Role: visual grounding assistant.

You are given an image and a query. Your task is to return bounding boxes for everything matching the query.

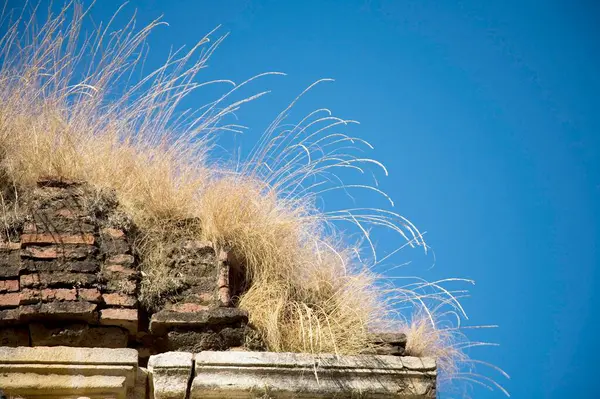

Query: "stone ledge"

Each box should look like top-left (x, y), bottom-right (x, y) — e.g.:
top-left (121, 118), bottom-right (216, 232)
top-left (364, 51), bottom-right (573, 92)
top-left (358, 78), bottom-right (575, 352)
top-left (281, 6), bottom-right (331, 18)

top-left (0, 346), bottom-right (139, 399)
top-left (145, 350), bottom-right (436, 399)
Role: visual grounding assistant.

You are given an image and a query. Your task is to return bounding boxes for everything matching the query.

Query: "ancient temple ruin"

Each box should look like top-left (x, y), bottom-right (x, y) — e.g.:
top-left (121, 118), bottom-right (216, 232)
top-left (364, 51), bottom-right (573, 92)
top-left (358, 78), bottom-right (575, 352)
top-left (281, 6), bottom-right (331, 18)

top-left (0, 178), bottom-right (436, 398)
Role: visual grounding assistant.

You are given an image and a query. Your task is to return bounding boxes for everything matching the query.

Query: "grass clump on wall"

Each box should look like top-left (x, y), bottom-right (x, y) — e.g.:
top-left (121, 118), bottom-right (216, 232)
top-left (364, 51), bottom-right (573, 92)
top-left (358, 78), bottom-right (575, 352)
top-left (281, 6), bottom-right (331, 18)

top-left (0, 2), bottom-right (506, 394)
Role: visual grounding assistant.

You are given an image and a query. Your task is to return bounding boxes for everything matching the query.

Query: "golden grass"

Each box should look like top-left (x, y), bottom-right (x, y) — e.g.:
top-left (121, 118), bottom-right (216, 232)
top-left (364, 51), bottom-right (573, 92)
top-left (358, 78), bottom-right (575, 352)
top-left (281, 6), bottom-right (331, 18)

top-left (0, 1), bottom-right (506, 393)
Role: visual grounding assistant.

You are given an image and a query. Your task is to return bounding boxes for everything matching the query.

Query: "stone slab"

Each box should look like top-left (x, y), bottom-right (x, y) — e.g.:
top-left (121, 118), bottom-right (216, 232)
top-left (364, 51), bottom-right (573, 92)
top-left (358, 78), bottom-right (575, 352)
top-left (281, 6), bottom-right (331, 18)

top-left (0, 346), bottom-right (139, 399)
top-left (148, 352), bottom-right (194, 399)
top-left (191, 351), bottom-right (436, 398)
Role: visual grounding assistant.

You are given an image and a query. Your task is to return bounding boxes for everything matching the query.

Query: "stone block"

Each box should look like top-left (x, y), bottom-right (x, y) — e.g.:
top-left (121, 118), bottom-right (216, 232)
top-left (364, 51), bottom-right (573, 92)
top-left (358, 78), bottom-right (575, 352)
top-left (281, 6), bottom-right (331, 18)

top-left (101, 308), bottom-right (138, 335)
top-left (0, 346), bottom-right (138, 399)
top-left (148, 352), bottom-right (193, 399)
top-left (191, 351), bottom-right (437, 398)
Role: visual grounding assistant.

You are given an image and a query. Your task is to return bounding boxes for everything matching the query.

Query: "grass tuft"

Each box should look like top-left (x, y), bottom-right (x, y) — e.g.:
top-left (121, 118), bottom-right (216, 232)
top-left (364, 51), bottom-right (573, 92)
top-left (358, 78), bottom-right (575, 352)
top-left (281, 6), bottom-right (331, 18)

top-left (0, 1), bottom-right (507, 394)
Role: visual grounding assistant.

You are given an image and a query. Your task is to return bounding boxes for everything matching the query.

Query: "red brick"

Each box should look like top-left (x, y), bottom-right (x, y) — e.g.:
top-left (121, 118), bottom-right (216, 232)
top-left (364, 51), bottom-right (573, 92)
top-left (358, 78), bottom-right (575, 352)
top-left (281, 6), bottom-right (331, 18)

top-left (103, 293), bottom-right (137, 307)
top-left (21, 245), bottom-right (93, 260)
top-left (0, 241), bottom-right (20, 251)
top-left (102, 228), bottom-right (125, 239)
top-left (100, 308), bottom-right (138, 335)
top-left (78, 288), bottom-right (102, 303)
top-left (0, 293), bottom-right (20, 308)
top-left (106, 254), bottom-right (134, 265)
top-left (0, 280), bottom-right (19, 293)
top-left (19, 289), bottom-right (41, 305)
top-left (21, 233), bottom-right (95, 245)
top-left (20, 273), bottom-right (40, 288)
top-left (171, 303), bottom-right (209, 313)
top-left (41, 288), bottom-right (77, 302)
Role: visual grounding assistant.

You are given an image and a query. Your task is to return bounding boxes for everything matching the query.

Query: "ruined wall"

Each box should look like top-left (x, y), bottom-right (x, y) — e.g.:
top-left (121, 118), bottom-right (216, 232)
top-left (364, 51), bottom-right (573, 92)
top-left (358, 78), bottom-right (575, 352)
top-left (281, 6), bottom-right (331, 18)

top-left (0, 178), bottom-right (434, 399)
top-left (0, 178), bottom-right (248, 361)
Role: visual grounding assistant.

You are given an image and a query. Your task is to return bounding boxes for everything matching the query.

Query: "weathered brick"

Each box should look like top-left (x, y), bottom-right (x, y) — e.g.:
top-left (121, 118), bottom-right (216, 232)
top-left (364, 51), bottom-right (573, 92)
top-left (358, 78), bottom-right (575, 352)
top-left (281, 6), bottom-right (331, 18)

top-left (21, 233), bottom-right (95, 246)
top-left (101, 228), bottom-right (125, 239)
top-left (21, 245), bottom-right (94, 260)
top-left (78, 288), bottom-right (102, 303)
top-left (39, 272), bottom-right (96, 287)
top-left (0, 263), bottom-right (22, 278)
top-left (20, 301), bottom-right (98, 323)
top-left (100, 308), bottom-right (138, 335)
top-left (0, 241), bottom-right (20, 251)
top-left (100, 238), bottom-right (130, 256)
top-left (24, 260), bottom-right (99, 273)
top-left (105, 279), bottom-right (137, 295)
top-left (0, 279), bottom-right (19, 292)
top-left (103, 293), bottom-right (137, 307)
top-left (171, 303), bottom-right (210, 313)
top-left (68, 260), bottom-right (100, 273)
top-left (105, 264), bottom-right (137, 277)
top-left (0, 308), bottom-right (20, 325)
top-left (0, 292), bottom-right (20, 308)
top-left (20, 273), bottom-right (40, 288)
top-left (41, 288), bottom-right (77, 302)
top-left (19, 289), bottom-right (41, 305)
top-left (106, 254), bottom-right (134, 266)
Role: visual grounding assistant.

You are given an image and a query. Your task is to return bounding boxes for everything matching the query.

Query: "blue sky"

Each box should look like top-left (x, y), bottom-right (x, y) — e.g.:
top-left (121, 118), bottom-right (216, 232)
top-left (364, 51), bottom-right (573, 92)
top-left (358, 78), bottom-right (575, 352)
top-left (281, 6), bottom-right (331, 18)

top-left (10, 0), bottom-right (600, 397)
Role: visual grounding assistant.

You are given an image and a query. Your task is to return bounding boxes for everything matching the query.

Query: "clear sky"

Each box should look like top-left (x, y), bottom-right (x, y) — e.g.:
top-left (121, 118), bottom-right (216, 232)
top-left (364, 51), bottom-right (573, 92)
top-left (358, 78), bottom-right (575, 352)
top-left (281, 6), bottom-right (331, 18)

top-left (10, 0), bottom-right (600, 397)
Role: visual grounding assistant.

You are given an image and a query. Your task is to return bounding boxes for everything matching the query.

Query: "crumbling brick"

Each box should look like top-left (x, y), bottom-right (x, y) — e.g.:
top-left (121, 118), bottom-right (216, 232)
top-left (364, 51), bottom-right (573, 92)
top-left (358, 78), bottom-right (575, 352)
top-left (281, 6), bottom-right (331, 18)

top-left (21, 233), bottom-right (95, 245)
top-left (19, 289), bottom-right (41, 305)
top-left (0, 279), bottom-right (19, 293)
top-left (106, 254), bottom-right (134, 266)
top-left (20, 273), bottom-right (41, 288)
top-left (103, 293), bottom-right (137, 307)
top-left (78, 288), bottom-right (102, 303)
top-left (100, 308), bottom-right (138, 335)
top-left (41, 288), bottom-right (77, 302)
top-left (0, 293), bottom-right (20, 308)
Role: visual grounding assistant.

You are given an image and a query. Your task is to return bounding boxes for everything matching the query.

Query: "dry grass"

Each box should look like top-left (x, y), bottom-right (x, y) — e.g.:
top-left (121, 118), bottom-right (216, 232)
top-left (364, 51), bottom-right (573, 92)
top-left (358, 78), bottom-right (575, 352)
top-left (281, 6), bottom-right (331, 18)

top-left (0, 1), bottom-right (507, 394)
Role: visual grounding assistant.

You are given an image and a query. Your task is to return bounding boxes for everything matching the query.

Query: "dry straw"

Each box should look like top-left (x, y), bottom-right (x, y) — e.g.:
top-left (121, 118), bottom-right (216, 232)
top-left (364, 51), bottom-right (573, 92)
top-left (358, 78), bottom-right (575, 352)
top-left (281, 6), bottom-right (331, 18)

top-left (0, 1), bottom-right (507, 394)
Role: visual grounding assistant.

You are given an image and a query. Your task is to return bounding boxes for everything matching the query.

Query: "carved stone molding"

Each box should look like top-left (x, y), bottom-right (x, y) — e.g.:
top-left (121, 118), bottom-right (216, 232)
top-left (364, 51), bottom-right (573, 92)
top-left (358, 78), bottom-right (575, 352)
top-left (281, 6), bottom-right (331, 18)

top-left (0, 346), bottom-right (139, 399)
top-left (146, 350), bottom-right (436, 399)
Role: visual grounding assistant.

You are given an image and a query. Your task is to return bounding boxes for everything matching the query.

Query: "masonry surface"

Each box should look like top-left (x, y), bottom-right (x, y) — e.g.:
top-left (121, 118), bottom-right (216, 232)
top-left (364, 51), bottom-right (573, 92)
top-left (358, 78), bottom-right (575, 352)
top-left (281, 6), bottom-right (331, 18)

top-left (0, 178), bottom-right (435, 398)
